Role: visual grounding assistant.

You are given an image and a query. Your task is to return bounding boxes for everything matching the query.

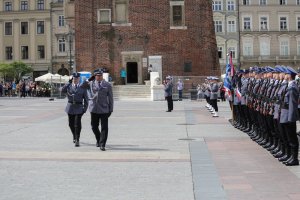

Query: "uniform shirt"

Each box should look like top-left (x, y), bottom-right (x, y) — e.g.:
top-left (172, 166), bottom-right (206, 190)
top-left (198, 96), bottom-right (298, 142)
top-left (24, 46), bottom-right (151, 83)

top-left (280, 80), bottom-right (299, 123)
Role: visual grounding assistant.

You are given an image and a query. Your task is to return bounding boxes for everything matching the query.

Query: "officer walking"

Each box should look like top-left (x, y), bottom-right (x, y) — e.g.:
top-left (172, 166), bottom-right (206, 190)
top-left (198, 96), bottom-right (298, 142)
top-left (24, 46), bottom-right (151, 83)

top-left (62, 72), bottom-right (88, 147)
top-left (82, 69), bottom-right (114, 151)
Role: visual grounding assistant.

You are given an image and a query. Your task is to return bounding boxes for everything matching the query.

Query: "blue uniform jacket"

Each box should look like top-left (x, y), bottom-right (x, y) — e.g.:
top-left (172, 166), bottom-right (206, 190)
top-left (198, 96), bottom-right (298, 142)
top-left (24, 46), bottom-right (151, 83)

top-left (280, 80), bottom-right (299, 123)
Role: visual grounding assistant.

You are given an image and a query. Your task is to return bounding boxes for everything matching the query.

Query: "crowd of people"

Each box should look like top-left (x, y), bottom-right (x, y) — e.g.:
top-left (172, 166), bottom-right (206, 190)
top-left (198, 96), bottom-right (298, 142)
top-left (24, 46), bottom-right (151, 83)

top-left (0, 80), bottom-right (51, 97)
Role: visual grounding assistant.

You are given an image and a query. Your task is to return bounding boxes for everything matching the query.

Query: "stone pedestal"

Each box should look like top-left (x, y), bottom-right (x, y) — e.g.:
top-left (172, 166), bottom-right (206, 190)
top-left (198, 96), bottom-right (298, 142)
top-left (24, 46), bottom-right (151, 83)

top-left (151, 85), bottom-right (165, 101)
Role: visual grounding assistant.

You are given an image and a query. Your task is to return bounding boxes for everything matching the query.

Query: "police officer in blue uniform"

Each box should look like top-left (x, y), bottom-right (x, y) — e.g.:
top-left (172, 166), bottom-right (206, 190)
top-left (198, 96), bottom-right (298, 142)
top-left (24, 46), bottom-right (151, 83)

top-left (82, 69), bottom-right (114, 151)
top-left (164, 76), bottom-right (173, 112)
top-left (62, 72), bottom-right (88, 147)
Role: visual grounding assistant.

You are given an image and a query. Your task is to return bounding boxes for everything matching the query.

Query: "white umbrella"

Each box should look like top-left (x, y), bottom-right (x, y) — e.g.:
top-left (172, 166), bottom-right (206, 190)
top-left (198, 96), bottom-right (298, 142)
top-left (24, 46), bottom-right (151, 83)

top-left (35, 73), bottom-right (55, 82)
top-left (35, 73), bottom-right (69, 83)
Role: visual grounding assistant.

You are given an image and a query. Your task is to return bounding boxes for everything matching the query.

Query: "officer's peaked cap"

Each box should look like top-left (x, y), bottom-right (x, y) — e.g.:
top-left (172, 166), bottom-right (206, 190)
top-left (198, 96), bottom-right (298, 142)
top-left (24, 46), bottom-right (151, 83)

top-left (94, 68), bottom-right (103, 75)
top-left (72, 72), bottom-right (81, 78)
top-left (285, 66), bottom-right (297, 76)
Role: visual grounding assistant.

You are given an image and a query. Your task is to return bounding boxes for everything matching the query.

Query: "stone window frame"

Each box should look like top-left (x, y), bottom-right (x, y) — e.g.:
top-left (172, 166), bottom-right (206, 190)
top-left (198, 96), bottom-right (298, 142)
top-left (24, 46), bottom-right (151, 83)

top-left (58, 15), bottom-right (65, 27)
top-left (296, 36), bottom-right (300, 55)
top-left (259, 0), bottom-right (267, 5)
top-left (227, 1), bottom-right (235, 11)
top-left (20, 21), bottom-right (29, 35)
top-left (5, 46), bottom-right (13, 60)
top-left (97, 9), bottom-right (111, 24)
top-left (259, 15), bottom-right (269, 31)
top-left (259, 35), bottom-right (271, 56)
top-left (4, 1), bottom-right (12, 11)
top-left (278, 37), bottom-right (290, 56)
top-left (218, 46), bottom-right (223, 58)
top-left (4, 21), bottom-right (13, 36)
top-left (242, 15), bottom-right (252, 31)
top-left (214, 20), bottom-right (223, 33)
top-left (228, 47), bottom-right (236, 59)
top-left (37, 45), bottom-right (45, 59)
top-left (242, 37), bottom-right (254, 57)
top-left (279, 15), bottom-right (288, 31)
top-left (36, 20), bottom-right (45, 34)
top-left (58, 37), bottom-right (66, 53)
top-left (170, 1), bottom-right (187, 30)
top-left (243, 0), bottom-right (250, 6)
top-left (279, 0), bottom-right (287, 5)
top-left (20, 1), bottom-right (28, 11)
top-left (296, 15), bottom-right (300, 31)
top-left (227, 18), bottom-right (236, 32)
top-left (212, 1), bottom-right (222, 11)
top-left (37, 0), bottom-right (44, 10)
top-left (112, 0), bottom-right (132, 27)
top-left (21, 46), bottom-right (29, 60)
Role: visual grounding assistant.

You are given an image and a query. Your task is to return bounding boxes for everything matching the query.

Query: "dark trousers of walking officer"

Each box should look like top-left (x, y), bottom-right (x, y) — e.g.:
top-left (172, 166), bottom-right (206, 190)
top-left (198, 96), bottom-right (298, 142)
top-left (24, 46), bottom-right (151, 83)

top-left (68, 114), bottom-right (83, 143)
top-left (91, 112), bottom-right (109, 148)
top-left (166, 95), bottom-right (173, 112)
top-left (210, 99), bottom-right (218, 112)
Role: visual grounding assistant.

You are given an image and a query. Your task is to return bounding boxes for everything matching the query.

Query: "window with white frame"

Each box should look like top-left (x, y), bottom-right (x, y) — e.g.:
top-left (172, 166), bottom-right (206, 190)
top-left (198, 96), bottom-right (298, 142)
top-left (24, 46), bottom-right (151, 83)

top-left (5, 22), bottom-right (12, 35)
top-left (5, 46), bottom-right (13, 60)
top-left (260, 17), bottom-right (268, 30)
top-left (170, 1), bottom-right (185, 27)
top-left (58, 38), bottom-right (66, 52)
top-left (260, 0), bottom-right (267, 5)
top-left (21, 46), bottom-right (29, 59)
top-left (227, 1), bottom-right (235, 11)
top-left (260, 38), bottom-right (270, 56)
top-left (214, 21), bottom-right (223, 32)
top-left (228, 20), bottom-right (236, 32)
top-left (58, 16), bottom-right (65, 27)
top-left (243, 42), bottom-right (253, 56)
top-left (97, 9), bottom-right (111, 23)
top-left (37, 45), bottom-right (45, 59)
top-left (280, 40), bottom-right (289, 56)
top-left (228, 47), bottom-right (236, 58)
top-left (218, 46), bottom-right (223, 58)
top-left (243, 0), bottom-right (250, 5)
top-left (20, 1), bottom-right (28, 10)
top-left (297, 17), bottom-right (300, 31)
top-left (5, 1), bottom-right (12, 11)
top-left (212, 1), bottom-right (222, 11)
top-left (37, 0), bottom-right (44, 10)
top-left (280, 16), bottom-right (288, 30)
top-left (114, 0), bottom-right (128, 24)
top-left (243, 17), bottom-right (251, 30)
top-left (297, 40), bottom-right (300, 55)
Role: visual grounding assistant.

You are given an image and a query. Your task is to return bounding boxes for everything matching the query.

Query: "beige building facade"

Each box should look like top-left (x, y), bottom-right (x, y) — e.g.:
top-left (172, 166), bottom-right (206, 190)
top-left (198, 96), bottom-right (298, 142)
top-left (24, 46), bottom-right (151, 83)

top-left (0, 0), bottom-right (52, 78)
top-left (239, 0), bottom-right (300, 69)
top-left (213, 0), bottom-right (239, 73)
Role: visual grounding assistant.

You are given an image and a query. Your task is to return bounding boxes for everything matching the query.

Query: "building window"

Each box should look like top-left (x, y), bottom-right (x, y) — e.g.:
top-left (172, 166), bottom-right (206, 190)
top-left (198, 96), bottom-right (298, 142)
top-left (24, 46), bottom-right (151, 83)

top-left (5, 22), bottom-right (12, 35)
top-left (37, 0), bottom-right (44, 10)
top-left (297, 17), bottom-right (300, 31)
top-left (260, 39), bottom-right (270, 56)
top-left (212, 1), bottom-right (222, 11)
top-left (37, 45), bottom-right (45, 59)
top-left (21, 46), bottom-right (29, 59)
top-left (21, 22), bottom-right (28, 34)
top-left (228, 47), bottom-right (236, 58)
top-left (297, 41), bottom-right (300, 55)
top-left (5, 2), bottom-right (12, 11)
top-left (170, 1), bottom-right (185, 27)
top-left (297, 0), bottom-right (300, 5)
top-left (5, 46), bottom-right (13, 60)
top-left (20, 1), bottom-right (28, 10)
top-left (97, 9), bottom-right (111, 24)
top-left (184, 62), bottom-right (192, 72)
top-left (37, 21), bottom-right (44, 34)
top-left (218, 46), bottom-right (223, 58)
top-left (114, 0), bottom-right (128, 23)
top-left (279, 0), bottom-right (287, 5)
top-left (214, 21), bottom-right (222, 32)
top-left (243, 0), bottom-right (250, 5)
top-left (227, 20), bottom-right (236, 32)
top-left (243, 17), bottom-right (251, 30)
top-left (227, 1), bottom-right (235, 11)
top-left (280, 17), bottom-right (288, 30)
top-left (280, 40), bottom-right (289, 56)
top-left (243, 43), bottom-right (253, 56)
top-left (58, 15), bottom-right (65, 27)
top-left (260, 17), bottom-right (268, 30)
top-left (260, 0), bottom-right (267, 5)
top-left (58, 37), bottom-right (66, 52)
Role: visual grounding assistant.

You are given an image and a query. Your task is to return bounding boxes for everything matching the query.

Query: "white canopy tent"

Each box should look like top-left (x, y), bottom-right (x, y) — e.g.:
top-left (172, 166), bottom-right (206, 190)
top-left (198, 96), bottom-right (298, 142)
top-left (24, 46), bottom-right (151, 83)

top-left (35, 73), bottom-right (69, 83)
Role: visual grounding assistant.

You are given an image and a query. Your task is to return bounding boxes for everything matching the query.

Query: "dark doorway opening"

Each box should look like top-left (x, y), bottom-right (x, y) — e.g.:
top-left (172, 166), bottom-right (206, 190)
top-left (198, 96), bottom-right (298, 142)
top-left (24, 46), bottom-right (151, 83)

top-left (126, 62), bottom-right (138, 83)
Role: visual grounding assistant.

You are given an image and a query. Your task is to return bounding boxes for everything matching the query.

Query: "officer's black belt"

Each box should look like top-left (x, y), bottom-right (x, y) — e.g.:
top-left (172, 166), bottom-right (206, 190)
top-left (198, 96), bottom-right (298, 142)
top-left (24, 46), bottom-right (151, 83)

top-left (68, 101), bottom-right (83, 104)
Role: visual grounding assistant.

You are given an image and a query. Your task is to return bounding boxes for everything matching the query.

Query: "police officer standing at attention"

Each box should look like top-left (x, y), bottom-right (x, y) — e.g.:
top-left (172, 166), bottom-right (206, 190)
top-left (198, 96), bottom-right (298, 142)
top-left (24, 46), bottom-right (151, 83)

top-left (164, 76), bottom-right (173, 112)
top-left (210, 77), bottom-right (219, 117)
top-left (82, 69), bottom-right (114, 151)
top-left (62, 72), bottom-right (88, 147)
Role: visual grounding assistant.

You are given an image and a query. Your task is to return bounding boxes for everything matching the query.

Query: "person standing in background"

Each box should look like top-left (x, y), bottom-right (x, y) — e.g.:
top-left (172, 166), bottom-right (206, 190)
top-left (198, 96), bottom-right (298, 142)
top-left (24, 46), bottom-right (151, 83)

top-left (176, 79), bottom-right (184, 100)
top-left (164, 76), bottom-right (173, 112)
top-left (120, 68), bottom-right (126, 85)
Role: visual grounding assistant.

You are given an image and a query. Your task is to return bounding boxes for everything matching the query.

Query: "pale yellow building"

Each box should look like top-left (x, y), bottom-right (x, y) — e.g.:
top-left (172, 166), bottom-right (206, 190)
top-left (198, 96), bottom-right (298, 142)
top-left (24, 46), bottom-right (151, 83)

top-left (239, 0), bottom-right (300, 68)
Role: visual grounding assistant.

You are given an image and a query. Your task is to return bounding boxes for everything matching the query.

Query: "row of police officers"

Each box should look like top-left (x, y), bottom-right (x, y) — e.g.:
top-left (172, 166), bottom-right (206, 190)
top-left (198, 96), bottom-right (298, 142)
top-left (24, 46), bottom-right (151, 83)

top-left (61, 69), bottom-right (114, 151)
top-left (231, 65), bottom-right (299, 166)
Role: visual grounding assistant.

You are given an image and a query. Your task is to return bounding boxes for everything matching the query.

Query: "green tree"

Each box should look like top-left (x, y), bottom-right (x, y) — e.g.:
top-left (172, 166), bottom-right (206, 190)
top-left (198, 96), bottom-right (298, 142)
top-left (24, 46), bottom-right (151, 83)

top-left (0, 62), bottom-right (32, 82)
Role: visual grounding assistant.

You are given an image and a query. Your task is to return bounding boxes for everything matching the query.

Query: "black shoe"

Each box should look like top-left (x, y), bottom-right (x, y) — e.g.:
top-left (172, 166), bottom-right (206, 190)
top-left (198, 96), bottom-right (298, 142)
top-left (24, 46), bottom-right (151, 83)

top-left (166, 110), bottom-right (171, 112)
top-left (75, 140), bottom-right (80, 147)
top-left (73, 139), bottom-right (76, 143)
top-left (100, 146), bottom-right (106, 151)
top-left (96, 141), bottom-right (100, 147)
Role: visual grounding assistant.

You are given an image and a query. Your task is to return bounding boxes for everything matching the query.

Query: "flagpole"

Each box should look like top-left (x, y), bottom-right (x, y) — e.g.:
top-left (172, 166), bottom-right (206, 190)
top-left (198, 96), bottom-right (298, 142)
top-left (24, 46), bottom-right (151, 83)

top-left (230, 51), bottom-right (235, 124)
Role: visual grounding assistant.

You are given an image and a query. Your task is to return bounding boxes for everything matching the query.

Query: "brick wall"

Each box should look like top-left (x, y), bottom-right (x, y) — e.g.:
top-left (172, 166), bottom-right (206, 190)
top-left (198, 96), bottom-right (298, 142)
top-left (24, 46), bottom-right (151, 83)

top-left (75, 0), bottom-right (220, 84)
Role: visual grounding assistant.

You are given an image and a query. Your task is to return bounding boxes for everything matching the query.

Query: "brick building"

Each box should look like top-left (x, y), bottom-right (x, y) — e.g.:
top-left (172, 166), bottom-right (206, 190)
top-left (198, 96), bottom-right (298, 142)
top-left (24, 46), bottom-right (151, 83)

top-left (75, 0), bottom-right (220, 84)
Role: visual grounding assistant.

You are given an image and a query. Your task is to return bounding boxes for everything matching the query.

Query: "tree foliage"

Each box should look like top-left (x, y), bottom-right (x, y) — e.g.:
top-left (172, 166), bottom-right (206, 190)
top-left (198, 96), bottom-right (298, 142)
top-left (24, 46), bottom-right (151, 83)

top-left (0, 62), bottom-right (33, 81)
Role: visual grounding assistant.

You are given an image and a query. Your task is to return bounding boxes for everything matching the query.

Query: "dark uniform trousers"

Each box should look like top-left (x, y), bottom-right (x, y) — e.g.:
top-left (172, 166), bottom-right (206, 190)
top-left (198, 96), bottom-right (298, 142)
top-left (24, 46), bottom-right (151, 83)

top-left (68, 114), bottom-right (83, 140)
top-left (91, 112), bottom-right (109, 147)
top-left (166, 96), bottom-right (173, 111)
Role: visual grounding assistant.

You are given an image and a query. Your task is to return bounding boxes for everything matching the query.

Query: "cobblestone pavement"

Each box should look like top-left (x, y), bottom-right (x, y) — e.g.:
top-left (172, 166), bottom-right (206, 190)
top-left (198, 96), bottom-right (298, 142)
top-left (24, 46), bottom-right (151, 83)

top-left (0, 97), bottom-right (300, 200)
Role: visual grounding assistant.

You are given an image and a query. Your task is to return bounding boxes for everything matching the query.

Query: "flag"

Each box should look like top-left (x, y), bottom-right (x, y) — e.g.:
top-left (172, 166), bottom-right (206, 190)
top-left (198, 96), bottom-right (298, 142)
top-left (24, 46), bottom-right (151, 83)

top-left (229, 51), bottom-right (235, 77)
top-left (236, 88), bottom-right (242, 100)
top-left (224, 64), bottom-right (232, 101)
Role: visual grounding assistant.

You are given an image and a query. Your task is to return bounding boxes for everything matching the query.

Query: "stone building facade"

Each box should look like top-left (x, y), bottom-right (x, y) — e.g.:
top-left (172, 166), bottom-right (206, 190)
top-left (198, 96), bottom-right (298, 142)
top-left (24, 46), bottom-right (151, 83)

top-left (75, 0), bottom-right (220, 84)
